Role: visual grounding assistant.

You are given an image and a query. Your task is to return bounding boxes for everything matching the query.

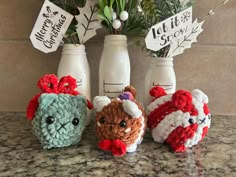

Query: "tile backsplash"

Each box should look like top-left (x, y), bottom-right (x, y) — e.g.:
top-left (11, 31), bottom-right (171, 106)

top-left (0, 0), bottom-right (235, 115)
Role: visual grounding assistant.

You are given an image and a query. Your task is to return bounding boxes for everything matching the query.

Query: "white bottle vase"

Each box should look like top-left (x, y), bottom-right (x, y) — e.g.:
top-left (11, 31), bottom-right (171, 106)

top-left (143, 57), bottom-right (176, 107)
top-left (99, 35), bottom-right (130, 98)
top-left (57, 44), bottom-right (91, 123)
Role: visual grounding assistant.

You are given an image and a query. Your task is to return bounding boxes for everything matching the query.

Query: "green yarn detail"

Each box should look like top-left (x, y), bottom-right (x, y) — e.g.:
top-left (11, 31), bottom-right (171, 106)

top-left (32, 93), bottom-right (87, 149)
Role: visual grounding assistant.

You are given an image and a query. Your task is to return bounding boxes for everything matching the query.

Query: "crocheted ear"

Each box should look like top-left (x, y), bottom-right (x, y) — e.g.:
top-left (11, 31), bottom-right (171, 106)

top-left (149, 86), bottom-right (167, 98)
top-left (191, 89), bottom-right (209, 104)
top-left (93, 96), bottom-right (111, 112)
top-left (122, 100), bottom-right (142, 118)
top-left (172, 90), bottom-right (192, 109)
top-left (38, 93), bottom-right (58, 110)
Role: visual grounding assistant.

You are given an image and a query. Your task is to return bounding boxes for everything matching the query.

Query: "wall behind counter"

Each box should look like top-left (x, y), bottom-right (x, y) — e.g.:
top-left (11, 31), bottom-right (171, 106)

top-left (0, 0), bottom-right (235, 115)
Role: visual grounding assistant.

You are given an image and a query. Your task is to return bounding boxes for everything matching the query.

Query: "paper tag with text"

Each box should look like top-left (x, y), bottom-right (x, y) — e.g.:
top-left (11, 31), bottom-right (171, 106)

top-left (30, 0), bottom-right (73, 53)
top-left (145, 7), bottom-right (192, 52)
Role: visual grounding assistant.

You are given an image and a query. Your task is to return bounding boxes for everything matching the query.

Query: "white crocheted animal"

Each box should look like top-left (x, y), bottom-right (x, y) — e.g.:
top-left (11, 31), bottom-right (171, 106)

top-left (147, 86), bottom-right (211, 152)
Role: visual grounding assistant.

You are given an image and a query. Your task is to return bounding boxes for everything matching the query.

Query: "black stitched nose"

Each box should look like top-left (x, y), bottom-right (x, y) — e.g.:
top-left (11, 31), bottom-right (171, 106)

top-left (108, 122), bottom-right (116, 130)
top-left (57, 122), bottom-right (69, 131)
top-left (200, 117), bottom-right (206, 124)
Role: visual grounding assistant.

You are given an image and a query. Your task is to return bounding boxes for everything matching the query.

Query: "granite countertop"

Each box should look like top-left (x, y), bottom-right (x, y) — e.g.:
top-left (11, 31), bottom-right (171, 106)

top-left (0, 113), bottom-right (235, 177)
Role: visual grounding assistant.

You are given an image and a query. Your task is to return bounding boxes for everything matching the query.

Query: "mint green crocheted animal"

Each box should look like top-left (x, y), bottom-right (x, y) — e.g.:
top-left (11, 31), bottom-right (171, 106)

top-left (32, 93), bottom-right (87, 149)
top-left (26, 74), bottom-right (93, 149)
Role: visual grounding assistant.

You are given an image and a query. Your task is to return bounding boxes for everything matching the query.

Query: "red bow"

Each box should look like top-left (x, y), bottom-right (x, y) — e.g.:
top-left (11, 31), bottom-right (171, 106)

top-left (98, 139), bottom-right (127, 156)
top-left (26, 74), bottom-right (93, 120)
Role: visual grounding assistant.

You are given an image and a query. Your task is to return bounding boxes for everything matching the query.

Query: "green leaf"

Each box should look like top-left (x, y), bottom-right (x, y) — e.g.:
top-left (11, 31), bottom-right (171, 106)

top-left (98, 0), bottom-right (107, 10)
top-left (98, 11), bottom-right (109, 23)
top-left (104, 5), bottom-right (112, 22)
top-left (119, 0), bottom-right (125, 11)
top-left (110, 0), bottom-right (115, 8)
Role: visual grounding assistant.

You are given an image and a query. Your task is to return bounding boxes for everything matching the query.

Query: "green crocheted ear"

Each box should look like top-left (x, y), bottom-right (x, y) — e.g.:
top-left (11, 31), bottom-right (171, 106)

top-left (32, 93), bottom-right (87, 149)
top-left (38, 93), bottom-right (57, 110)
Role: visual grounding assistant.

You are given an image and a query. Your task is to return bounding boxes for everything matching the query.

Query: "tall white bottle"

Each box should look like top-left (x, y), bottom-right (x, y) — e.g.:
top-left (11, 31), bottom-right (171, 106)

top-left (99, 35), bottom-right (130, 98)
top-left (57, 44), bottom-right (91, 123)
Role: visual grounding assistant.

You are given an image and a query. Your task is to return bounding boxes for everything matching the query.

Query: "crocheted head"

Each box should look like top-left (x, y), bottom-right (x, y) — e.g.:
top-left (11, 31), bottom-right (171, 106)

top-left (147, 86), bottom-right (211, 152)
top-left (26, 74), bottom-right (93, 149)
top-left (93, 86), bottom-right (147, 156)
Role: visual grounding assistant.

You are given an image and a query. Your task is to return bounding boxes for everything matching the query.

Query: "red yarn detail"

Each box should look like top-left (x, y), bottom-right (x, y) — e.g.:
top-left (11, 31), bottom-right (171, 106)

top-left (27, 74), bottom-right (94, 120)
top-left (200, 127), bottom-right (208, 141)
top-left (26, 93), bottom-right (41, 120)
top-left (165, 124), bottom-right (198, 152)
top-left (98, 139), bottom-right (127, 156)
top-left (86, 99), bottom-right (93, 110)
top-left (172, 90), bottom-right (192, 109)
top-left (148, 101), bottom-right (176, 129)
top-left (98, 140), bottom-right (112, 151)
top-left (58, 76), bottom-right (79, 95)
top-left (149, 86), bottom-right (167, 98)
top-left (203, 104), bottom-right (210, 115)
top-left (37, 74), bottom-right (58, 93)
top-left (147, 99), bottom-right (198, 130)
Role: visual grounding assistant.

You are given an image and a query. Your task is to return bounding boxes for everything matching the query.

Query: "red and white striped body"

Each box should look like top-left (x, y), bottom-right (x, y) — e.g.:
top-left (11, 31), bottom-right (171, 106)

top-left (147, 86), bottom-right (211, 152)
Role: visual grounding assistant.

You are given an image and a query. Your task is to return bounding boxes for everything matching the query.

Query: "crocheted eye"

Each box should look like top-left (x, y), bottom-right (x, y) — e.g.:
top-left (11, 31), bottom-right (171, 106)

top-left (119, 120), bottom-right (127, 128)
top-left (72, 118), bottom-right (79, 126)
top-left (208, 115), bottom-right (211, 120)
top-left (188, 118), bottom-right (194, 124)
top-left (99, 117), bottom-right (106, 124)
top-left (46, 116), bottom-right (55, 124)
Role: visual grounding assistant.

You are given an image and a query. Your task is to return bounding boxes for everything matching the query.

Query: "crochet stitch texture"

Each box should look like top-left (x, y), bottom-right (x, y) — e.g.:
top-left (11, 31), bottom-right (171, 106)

top-left (26, 74), bottom-right (91, 149)
top-left (147, 86), bottom-right (211, 152)
top-left (93, 86), bottom-right (147, 156)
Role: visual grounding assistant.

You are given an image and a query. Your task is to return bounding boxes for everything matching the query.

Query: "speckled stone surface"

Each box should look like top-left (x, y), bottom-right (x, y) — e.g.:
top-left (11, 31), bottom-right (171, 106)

top-left (0, 113), bottom-right (235, 177)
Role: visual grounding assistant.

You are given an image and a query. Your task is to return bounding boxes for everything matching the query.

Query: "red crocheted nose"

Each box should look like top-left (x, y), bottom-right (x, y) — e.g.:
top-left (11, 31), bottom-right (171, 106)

top-left (98, 139), bottom-right (127, 156)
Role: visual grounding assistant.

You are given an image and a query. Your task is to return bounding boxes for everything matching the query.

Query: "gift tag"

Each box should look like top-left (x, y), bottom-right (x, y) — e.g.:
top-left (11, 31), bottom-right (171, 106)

top-left (145, 7), bottom-right (192, 52)
top-left (30, 0), bottom-right (73, 53)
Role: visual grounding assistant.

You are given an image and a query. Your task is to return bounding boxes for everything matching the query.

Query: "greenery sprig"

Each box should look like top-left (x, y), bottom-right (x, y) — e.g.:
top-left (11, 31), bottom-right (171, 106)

top-left (97, 0), bottom-right (145, 35)
top-left (138, 0), bottom-right (194, 57)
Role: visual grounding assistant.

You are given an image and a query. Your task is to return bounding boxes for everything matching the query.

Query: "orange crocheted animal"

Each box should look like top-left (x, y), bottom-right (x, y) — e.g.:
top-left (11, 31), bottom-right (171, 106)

top-left (93, 86), bottom-right (147, 156)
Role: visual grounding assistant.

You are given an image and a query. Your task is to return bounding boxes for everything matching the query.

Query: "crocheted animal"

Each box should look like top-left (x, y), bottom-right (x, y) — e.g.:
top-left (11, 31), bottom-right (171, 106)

top-left (26, 74), bottom-right (93, 149)
top-left (147, 86), bottom-right (211, 152)
top-left (93, 86), bottom-right (147, 156)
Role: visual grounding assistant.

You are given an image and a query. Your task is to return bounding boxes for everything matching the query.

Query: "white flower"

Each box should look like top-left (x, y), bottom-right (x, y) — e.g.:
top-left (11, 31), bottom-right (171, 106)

top-left (112, 19), bottom-right (121, 29)
top-left (120, 11), bottom-right (129, 21)
top-left (112, 12), bottom-right (117, 20)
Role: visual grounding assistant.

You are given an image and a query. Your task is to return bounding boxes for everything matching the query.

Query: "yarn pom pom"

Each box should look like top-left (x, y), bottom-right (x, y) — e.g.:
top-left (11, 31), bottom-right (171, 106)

top-left (124, 86), bottom-right (136, 98)
top-left (37, 74), bottom-right (58, 93)
top-left (119, 92), bottom-right (134, 100)
top-left (172, 90), bottom-right (192, 109)
top-left (149, 86), bottom-right (167, 98)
